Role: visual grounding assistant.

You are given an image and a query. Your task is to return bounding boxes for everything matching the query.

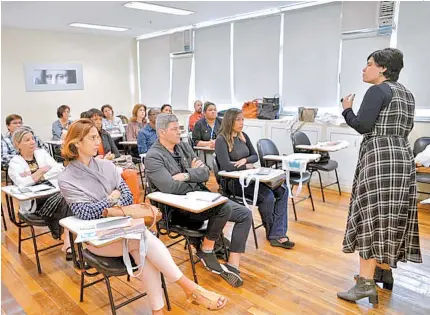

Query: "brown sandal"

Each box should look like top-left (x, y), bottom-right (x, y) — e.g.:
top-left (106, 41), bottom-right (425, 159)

top-left (187, 285), bottom-right (227, 310)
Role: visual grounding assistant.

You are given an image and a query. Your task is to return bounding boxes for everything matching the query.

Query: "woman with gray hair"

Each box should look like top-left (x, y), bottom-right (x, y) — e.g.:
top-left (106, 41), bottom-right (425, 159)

top-left (8, 126), bottom-right (73, 260)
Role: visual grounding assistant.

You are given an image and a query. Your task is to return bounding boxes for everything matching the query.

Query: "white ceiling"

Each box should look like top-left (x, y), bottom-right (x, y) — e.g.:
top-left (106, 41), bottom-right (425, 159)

top-left (1, 1), bottom-right (301, 38)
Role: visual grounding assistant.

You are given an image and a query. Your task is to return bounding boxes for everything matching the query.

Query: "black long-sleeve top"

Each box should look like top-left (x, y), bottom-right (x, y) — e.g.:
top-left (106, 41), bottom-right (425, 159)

top-left (215, 132), bottom-right (259, 171)
top-left (342, 83), bottom-right (392, 134)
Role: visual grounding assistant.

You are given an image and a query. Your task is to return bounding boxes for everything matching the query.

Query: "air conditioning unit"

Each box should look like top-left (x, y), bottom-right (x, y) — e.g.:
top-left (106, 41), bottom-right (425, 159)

top-left (169, 30), bottom-right (193, 55)
top-left (378, 1), bottom-right (395, 27)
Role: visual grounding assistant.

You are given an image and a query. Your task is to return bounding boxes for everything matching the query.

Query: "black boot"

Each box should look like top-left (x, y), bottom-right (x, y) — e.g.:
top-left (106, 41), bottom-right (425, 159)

top-left (337, 277), bottom-right (378, 304)
top-left (354, 266), bottom-right (393, 290)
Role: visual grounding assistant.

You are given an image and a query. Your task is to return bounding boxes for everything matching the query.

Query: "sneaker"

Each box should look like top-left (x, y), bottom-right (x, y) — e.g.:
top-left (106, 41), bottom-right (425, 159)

top-left (196, 249), bottom-right (223, 274)
top-left (224, 263), bottom-right (241, 275)
top-left (220, 264), bottom-right (243, 287)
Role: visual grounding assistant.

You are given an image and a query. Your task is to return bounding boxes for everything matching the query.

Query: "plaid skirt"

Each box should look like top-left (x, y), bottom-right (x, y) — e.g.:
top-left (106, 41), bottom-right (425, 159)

top-left (342, 135), bottom-right (422, 268)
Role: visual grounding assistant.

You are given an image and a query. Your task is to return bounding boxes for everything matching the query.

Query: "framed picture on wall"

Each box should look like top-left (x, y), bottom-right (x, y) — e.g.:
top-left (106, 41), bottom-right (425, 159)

top-left (24, 63), bottom-right (84, 92)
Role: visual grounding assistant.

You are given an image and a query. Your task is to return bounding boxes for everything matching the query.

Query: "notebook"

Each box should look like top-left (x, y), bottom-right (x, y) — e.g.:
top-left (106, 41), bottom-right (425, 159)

top-left (186, 191), bottom-right (222, 202)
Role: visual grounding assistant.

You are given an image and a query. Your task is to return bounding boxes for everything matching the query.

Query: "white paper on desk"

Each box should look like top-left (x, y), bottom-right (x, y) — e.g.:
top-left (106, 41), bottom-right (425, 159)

top-left (186, 191), bottom-right (221, 202)
top-left (421, 199), bottom-right (430, 205)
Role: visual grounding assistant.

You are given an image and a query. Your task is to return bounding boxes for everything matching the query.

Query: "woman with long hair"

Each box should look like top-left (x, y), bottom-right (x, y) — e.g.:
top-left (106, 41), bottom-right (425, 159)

top-left (126, 104), bottom-right (147, 141)
top-left (215, 108), bottom-right (294, 249)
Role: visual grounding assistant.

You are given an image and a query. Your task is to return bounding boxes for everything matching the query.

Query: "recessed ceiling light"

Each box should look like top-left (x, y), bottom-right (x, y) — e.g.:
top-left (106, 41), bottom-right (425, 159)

top-left (69, 23), bottom-right (129, 32)
top-left (124, 2), bottom-right (194, 16)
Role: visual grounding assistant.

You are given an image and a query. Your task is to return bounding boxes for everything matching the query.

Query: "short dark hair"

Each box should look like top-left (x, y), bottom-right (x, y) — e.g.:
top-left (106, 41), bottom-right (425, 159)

top-left (6, 114), bottom-right (22, 126)
top-left (80, 111), bottom-right (89, 118)
top-left (203, 101), bottom-right (216, 112)
top-left (367, 48), bottom-right (404, 82)
top-left (57, 105), bottom-right (70, 119)
top-left (87, 108), bottom-right (103, 119)
top-left (101, 104), bottom-right (113, 117)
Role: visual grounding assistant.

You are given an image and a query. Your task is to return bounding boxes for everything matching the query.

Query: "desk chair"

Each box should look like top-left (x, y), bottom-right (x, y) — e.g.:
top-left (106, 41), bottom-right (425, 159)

top-left (70, 237), bottom-right (171, 315)
top-left (414, 137), bottom-right (430, 197)
top-left (146, 178), bottom-right (228, 284)
top-left (292, 132), bottom-right (341, 202)
top-left (212, 154), bottom-right (261, 248)
top-left (256, 138), bottom-right (315, 221)
top-left (3, 194), bottom-right (63, 274)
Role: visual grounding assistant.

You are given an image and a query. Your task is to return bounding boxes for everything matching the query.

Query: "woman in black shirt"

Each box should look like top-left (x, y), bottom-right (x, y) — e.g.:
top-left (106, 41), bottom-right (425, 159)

top-left (192, 102), bottom-right (222, 148)
top-left (215, 109), bottom-right (294, 249)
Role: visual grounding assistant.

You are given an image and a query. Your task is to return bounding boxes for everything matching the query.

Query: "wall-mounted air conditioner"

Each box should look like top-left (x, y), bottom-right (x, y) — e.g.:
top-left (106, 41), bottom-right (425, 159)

top-left (170, 30), bottom-right (193, 55)
top-left (377, 1), bottom-right (395, 35)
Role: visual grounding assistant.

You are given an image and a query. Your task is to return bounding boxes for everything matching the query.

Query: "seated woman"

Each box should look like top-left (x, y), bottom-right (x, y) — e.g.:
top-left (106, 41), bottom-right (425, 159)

top-left (126, 104), bottom-right (147, 141)
top-left (86, 108), bottom-right (120, 160)
top-left (52, 105), bottom-right (72, 140)
top-left (215, 109), bottom-right (295, 249)
top-left (192, 101), bottom-right (222, 149)
top-left (101, 104), bottom-right (125, 136)
top-left (58, 119), bottom-right (226, 314)
top-left (8, 127), bottom-right (73, 259)
top-left (161, 104), bottom-right (172, 114)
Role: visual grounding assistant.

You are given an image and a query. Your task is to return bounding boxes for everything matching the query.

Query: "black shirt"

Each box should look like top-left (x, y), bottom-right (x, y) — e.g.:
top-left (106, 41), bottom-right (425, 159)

top-left (192, 117), bottom-right (222, 146)
top-left (215, 133), bottom-right (259, 171)
top-left (342, 83), bottom-right (392, 134)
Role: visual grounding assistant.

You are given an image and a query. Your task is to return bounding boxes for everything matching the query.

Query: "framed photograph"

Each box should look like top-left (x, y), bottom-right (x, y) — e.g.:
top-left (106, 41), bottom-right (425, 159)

top-left (24, 63), bottom-right (84, 92)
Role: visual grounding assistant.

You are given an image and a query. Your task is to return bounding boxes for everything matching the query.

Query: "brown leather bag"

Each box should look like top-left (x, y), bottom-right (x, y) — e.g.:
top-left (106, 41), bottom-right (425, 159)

top-left (242, 100), bottom-right (259, 119)
top-left (102, 204), bottom-right (162, 229)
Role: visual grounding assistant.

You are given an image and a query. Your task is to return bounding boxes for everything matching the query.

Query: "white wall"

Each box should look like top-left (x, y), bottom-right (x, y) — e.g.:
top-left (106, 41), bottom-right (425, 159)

top-left (1, 28), bottom-right (138, 140)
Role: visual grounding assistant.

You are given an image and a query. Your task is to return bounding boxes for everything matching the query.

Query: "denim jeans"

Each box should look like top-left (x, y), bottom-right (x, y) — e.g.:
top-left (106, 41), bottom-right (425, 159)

top-left (234, 181), bottom-right (289, 240)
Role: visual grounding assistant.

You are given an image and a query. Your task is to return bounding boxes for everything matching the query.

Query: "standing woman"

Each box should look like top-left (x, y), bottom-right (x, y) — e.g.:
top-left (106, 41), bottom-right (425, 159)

top-left (338, 48), bottom-right (422, 304)
top-left (52, 105), bottom-right (72, 140)
top-left (192, 101), bottom-right (222, 149)
top-left (126, 104), bottom-right (147, 141)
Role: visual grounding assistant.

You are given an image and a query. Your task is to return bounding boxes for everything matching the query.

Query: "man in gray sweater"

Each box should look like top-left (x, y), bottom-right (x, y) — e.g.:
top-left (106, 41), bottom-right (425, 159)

top-left (145, 114), bottom-right (252, 288)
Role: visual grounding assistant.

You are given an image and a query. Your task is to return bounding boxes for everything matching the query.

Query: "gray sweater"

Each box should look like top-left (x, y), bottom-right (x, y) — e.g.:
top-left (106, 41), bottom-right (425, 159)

top-left (145, 140), bottom-right (209, 195)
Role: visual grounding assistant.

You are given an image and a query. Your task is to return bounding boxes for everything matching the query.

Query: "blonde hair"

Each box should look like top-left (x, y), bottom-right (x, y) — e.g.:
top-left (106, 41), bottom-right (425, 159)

top-left (12, 126), bottom-right (34, 148)
top-left (62, 119), bottom-right (96, 161)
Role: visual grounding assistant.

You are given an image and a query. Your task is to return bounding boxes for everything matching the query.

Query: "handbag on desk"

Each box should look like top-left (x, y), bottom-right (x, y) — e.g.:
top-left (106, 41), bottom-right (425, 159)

top-left (298, 107), bottom-right (318, 122)
top-left (258, 95), bottom-right (280, 120)
top-left (102, 203), bottom-right (161, 229)
top-left (242, 100), bottom-right (259, 119)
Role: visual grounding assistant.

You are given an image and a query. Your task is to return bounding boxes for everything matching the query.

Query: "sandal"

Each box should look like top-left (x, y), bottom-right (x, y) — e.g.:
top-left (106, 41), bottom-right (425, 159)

top-left (187, 285), bottom-right (227, 310)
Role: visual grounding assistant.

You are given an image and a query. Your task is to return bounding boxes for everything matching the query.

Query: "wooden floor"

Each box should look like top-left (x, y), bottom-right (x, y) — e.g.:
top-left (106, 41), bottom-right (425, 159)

top-left (2, 176), bottom-right (430, 315)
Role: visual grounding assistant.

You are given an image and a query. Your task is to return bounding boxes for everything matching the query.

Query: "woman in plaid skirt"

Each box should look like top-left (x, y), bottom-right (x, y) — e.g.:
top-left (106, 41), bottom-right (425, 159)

top-left (337, 48), bottom-right (422, 304)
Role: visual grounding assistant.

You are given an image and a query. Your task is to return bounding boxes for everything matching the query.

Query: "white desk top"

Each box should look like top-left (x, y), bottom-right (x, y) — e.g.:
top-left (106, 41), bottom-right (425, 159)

top-left (111, 134), bottom-right (124, 139)
top-left (147, 191), bottom-right (228, 213)
top-left (421, 198), bottom-right (430, 205)
top-left (119, 141), bottom-right (137, 145)
top-left (263, 153), bottom-right (321, 162)
top-left (60, 216), bottom-right (127, 246)
top-left (2, 183), bottom-right (59, 201)
top-left (295, 140), bottom-right (349, 152)
top-left (218, 168), bottom-right (284, 183)
top-left (193, 146), bottom-right (215, 151)
top-left (45, 140), bottom-right (63, 146)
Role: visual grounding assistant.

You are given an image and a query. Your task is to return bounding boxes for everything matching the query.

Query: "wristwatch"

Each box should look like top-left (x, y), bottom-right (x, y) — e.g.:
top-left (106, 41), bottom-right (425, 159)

top-left (183, 173), bottom-right (190, 182)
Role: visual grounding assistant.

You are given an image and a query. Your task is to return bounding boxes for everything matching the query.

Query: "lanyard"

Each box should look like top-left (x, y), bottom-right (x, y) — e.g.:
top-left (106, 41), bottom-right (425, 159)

top-left (206, 119), bottom-right (216, 140)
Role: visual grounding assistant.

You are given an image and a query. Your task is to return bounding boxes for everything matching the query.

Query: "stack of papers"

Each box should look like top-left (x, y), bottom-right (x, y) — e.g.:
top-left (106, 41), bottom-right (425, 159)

top-left (75, 218), bottom-right (145, 243)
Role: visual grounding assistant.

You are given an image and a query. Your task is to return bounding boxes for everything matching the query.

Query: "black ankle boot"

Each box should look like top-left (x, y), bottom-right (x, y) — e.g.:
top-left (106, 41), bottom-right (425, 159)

top-left (376, 268), bottom-right (394, 290)
top-left (337, 277), bottom-right (378, 304)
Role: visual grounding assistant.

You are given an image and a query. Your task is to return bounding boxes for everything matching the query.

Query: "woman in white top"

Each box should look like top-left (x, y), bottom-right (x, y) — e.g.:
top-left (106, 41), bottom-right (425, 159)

top-left (101, 104), bottom-right (125, 136)
top-left (8, 127), bottom-right (73, 258)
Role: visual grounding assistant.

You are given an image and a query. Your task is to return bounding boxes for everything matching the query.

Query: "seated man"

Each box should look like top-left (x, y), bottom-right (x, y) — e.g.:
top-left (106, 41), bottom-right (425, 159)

top-left (145, 113), bottom-right (252, 288)
top-left (1, 114), bottom-right (46, 169)
top-left (137, 108), bottom-right (159, 154)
